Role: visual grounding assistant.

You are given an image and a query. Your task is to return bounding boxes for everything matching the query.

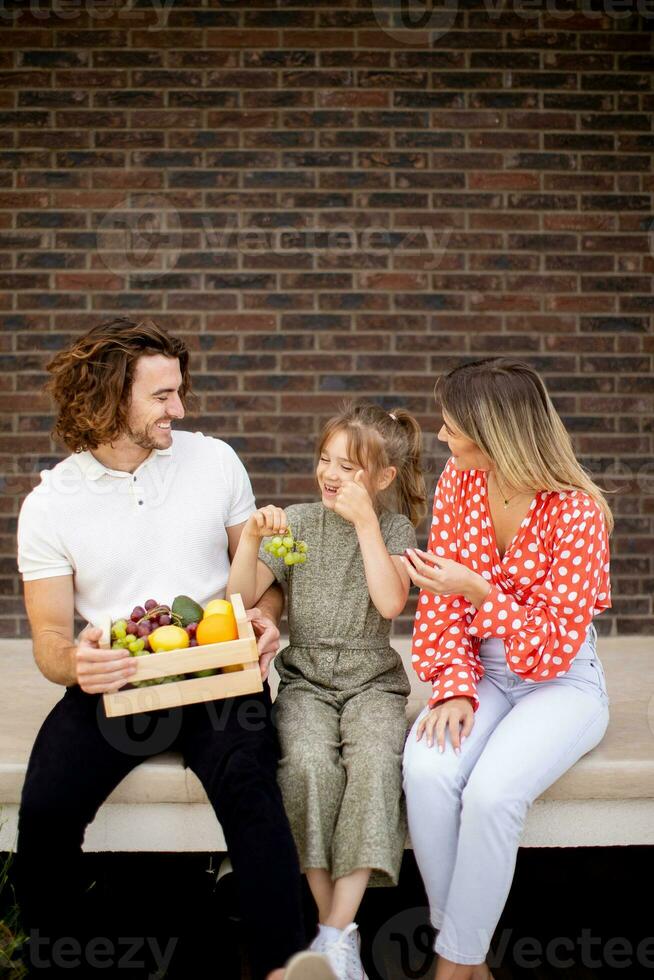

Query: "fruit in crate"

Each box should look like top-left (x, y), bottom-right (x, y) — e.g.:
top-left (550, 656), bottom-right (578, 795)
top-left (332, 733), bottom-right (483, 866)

top-left (107, 595), bottom-right (247, 686)
top-left (195, 600), bottom-right (239, 675)
top-left (149, 625), bottom-right (189, 652)
top-left (263, 526), bottom-right (308, 566)
top-left (203, 598), bottom-right (235, 619)
top-left (171, 595), bottom-right (204, 627)
top-left (196, 610), bottom-right (238, 646)
top-left (109, 596), bottom-right (203, 686)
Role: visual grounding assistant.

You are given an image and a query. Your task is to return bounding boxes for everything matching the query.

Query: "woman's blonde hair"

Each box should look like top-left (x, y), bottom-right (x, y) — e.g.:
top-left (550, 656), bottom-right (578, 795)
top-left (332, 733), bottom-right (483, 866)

top-left (435, 357), bottom-right (614, 534)
top-left (317, 401), bottom-right (428, 527)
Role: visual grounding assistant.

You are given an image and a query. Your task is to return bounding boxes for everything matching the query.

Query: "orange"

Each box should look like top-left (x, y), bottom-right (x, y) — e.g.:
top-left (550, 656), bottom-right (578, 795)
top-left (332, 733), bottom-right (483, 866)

top-left (196, 611), bottom-right (238, 646)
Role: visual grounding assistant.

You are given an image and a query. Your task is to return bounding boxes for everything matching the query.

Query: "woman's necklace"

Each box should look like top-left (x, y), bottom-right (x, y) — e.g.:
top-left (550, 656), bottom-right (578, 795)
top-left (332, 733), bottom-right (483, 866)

top-left (492, 472), bottom-right (525, 510)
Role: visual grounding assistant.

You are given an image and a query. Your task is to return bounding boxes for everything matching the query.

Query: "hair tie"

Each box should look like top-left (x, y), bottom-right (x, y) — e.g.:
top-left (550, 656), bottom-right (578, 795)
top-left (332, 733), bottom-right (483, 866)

top-left (389, 413), bottom-right (397, 421)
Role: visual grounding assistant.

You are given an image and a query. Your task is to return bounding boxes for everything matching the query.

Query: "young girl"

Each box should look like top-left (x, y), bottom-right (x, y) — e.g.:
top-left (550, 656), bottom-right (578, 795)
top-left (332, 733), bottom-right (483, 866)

top-left (228, 402), bottom-right (427, 980)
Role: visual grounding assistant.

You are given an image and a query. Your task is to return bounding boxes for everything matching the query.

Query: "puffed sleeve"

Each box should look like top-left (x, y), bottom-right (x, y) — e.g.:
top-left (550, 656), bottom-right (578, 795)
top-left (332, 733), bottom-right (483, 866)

top-left (467, 495), bottom-right (611, 680)
top-left (411, 460), bottom-right (484, 711)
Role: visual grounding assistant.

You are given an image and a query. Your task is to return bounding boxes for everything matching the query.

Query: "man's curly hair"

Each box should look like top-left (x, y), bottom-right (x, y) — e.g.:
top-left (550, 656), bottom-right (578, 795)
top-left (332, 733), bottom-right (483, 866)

top-left (46, 317), bottom-right (193, 452)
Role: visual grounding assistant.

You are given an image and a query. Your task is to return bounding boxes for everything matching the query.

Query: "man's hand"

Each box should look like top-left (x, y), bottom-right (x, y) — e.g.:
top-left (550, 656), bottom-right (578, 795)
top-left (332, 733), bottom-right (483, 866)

top-left (247, 607), bottom-right (281, 682)
top-left (74, 623), bottom-right (138, 695)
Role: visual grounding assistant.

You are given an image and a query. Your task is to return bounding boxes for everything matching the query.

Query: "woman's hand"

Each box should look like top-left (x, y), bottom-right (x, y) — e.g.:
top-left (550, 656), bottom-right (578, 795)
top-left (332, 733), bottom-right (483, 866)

top-left (417, 697), bottom-right (474, 753)
top-left (243, 505), bottom-right (288, 541)
top-left (403, 549), bottom-right (490, 606)
top-left (334, 470), bottom-right (376, 529)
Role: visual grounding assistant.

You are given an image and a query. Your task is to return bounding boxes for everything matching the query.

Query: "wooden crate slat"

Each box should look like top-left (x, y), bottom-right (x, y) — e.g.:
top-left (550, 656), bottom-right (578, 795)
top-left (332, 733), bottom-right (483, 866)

top-left (129, 636), bottom-right (258, 682)
top-left (103, 664), bottom-right (263, 718)
top-left (230, 593), bottom-right (253, 640)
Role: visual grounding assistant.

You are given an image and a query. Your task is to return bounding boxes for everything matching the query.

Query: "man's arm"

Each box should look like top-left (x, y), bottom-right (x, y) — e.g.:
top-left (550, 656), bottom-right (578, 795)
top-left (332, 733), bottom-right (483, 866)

top-left (23, 576), bottom-right (137, 692)
top-left (23, 575), bottom-right (77, 686)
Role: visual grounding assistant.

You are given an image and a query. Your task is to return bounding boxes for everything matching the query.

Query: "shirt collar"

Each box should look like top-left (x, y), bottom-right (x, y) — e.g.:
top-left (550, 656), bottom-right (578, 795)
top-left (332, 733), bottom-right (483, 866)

top-left (72, 445), bottom-right (172, 481)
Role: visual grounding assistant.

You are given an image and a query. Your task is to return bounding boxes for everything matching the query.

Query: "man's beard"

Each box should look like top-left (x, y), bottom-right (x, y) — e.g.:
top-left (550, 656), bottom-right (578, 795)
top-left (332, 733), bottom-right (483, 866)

top-left (126, 421), bottom-right (168, 450)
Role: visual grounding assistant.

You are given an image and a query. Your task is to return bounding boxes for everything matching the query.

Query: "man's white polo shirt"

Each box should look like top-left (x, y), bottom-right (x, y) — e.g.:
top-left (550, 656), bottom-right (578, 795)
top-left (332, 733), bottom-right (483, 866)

top-left (17, 430), bottom-right (256, 627)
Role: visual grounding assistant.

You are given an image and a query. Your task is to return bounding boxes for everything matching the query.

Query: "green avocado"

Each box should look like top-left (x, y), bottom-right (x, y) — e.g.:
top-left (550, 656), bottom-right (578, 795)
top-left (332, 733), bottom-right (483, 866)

top-left (171, 594), bottom-right (204, 627)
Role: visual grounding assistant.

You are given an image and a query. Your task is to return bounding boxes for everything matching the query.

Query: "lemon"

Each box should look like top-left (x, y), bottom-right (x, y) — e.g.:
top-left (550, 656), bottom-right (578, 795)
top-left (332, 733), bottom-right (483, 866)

top-left (149, 625), bottom-right (189, 652)
top-left (203, 599), bottom-right (234, 620)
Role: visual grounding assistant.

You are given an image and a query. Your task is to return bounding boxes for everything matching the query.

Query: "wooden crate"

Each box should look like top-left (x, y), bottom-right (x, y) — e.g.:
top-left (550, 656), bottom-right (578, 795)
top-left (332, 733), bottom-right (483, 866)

top-left (102, 593), bottom-right (262, 718)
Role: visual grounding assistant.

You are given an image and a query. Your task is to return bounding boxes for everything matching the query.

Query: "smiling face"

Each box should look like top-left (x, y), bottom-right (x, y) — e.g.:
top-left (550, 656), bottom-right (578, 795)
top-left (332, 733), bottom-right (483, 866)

top-left (316, 429), bottom-right (368, 508)
top-left (124, 353), bottom-right (185, 451)
top-left (438, 411), bottom-right (492, 472)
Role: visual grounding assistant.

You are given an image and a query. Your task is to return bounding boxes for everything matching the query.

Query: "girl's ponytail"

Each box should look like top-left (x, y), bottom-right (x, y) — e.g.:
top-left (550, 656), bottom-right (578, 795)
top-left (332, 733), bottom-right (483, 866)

top-left (389, 408), bottom-right (428, 527)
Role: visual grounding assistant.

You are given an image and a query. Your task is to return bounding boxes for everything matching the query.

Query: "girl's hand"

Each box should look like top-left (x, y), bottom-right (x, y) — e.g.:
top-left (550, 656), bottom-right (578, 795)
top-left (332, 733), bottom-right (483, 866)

top-left (403, 548), bottom-right (485, 601)
top-left (417, 697), bottom-right (474, 753)
top-left (244, 505), bottom-right (288, 540)
top-left (334, 470), bottom-right (376, 529)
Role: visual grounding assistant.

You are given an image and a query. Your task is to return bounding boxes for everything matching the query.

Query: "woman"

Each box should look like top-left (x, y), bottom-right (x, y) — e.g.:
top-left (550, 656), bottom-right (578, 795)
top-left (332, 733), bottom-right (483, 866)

top-left (401, 357), bottom-right (612, 980)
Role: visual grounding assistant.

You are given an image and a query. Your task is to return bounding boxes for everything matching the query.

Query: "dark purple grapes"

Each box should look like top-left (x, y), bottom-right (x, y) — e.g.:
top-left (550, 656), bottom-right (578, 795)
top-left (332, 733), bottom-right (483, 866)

top-left (159, 614), bottom-right (172, 627)
top-left (186, 623), bottom-right (198, 637)
top-left (126, 622), bottom-right (139, 636)
top-left (144, 599), bottom-right (158, 611)
top-left (189, 639), bottom-right (198, 647)
top-left (137, 622), bottom-right (152, 637)
top-left (131, 606), bottom-right (145, 622)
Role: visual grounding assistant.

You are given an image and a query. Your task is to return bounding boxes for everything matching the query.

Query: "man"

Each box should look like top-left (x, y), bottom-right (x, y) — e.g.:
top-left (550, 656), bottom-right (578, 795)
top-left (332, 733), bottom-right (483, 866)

top-left (16, 318), bottom-right (334, 980)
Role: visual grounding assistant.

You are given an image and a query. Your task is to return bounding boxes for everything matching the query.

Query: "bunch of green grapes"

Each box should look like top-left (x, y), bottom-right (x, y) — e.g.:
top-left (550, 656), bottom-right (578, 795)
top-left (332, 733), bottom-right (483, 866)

top-left (264, 528), bottom-right (308, 567)
top-left (111, 619), bottom-right (146, 655)
top-left (111, 616), bottom-right (182, 687)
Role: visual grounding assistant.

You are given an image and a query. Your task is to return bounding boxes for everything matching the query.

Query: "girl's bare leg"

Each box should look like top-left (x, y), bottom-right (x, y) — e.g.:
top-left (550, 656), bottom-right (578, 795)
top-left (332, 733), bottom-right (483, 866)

top-left (323, 868), bottom-right (371, 930)
top-left (306, 868), bottom-right (336, 925)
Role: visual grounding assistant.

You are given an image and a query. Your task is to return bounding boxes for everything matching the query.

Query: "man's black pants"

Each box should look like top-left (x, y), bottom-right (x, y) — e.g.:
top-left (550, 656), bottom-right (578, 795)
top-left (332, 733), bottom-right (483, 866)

top-left (15, 682), bottom-right (306, 978)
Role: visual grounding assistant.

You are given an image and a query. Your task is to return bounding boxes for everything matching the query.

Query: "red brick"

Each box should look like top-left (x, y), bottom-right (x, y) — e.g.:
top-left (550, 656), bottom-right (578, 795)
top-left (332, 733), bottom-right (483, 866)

top-left (1, 13), bottom-right (652, 639)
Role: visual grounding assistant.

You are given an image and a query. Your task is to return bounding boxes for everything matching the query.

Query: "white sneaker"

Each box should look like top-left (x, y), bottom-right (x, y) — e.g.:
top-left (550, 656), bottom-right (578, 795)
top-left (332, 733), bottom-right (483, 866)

top-left (284, 950), bottom-right (338, 980)
top-left (320, 923), bottom-right (368, 980)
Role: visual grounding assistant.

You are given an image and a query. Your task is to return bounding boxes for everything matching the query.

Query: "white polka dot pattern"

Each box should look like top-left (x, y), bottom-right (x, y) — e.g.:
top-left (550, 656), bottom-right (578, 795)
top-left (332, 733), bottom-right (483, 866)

top-left (411, 458), bottom-right (611, 712)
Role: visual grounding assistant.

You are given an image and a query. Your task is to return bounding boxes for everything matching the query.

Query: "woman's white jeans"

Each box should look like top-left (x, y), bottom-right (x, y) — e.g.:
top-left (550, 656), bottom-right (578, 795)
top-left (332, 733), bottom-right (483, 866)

top-left (402, 622), bottom-right (610, 966)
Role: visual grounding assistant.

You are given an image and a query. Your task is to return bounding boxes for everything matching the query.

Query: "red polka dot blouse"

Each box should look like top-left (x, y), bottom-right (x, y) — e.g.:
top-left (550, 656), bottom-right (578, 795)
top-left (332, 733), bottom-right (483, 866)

top-left (411, 458), bottom-right (612, 712)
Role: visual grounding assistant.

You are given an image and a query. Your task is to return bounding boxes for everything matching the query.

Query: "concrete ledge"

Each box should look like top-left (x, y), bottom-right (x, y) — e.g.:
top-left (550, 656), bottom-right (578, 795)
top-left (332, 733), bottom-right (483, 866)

top-left (1, 799), bottom-right (653, 852)
top-left (1, 637), bottom-right (652, 851)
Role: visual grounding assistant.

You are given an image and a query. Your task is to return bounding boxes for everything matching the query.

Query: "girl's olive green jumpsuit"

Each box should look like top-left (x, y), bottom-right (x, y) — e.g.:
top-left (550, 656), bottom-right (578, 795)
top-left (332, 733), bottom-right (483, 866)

top-left (259, 502), bottom-right (416, 886)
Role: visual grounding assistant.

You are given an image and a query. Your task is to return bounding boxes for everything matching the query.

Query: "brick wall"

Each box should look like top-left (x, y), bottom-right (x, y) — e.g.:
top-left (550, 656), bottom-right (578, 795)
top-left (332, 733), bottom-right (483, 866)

top-left (1, 1), bottom-right (653, 638)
